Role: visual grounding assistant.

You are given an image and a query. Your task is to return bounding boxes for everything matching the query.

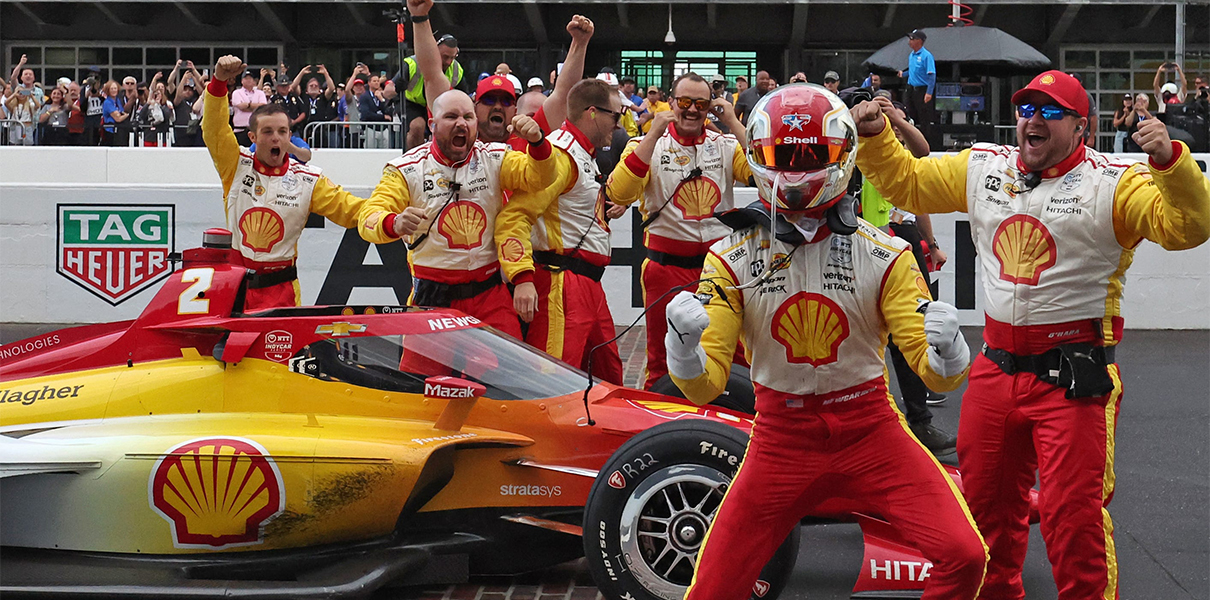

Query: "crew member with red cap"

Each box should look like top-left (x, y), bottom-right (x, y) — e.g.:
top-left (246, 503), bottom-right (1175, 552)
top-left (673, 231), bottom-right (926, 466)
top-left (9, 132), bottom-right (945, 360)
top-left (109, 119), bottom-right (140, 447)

top-left (404, 0), bottom-right (593, 150)
top-left (853, 70), bottom-right (1210, 599)
top-left (496, 78), bottom-right (625, 383)
top-left (605, 72), bottom-right (748, 391)
top-left (669, 84), bottom-right (987, 600)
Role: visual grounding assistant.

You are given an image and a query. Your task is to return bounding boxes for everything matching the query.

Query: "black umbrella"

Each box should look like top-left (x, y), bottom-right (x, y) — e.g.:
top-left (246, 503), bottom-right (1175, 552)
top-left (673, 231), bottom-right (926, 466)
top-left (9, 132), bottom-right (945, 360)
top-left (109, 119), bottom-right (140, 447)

top-left (862, 26), bottom-right (1051, 73)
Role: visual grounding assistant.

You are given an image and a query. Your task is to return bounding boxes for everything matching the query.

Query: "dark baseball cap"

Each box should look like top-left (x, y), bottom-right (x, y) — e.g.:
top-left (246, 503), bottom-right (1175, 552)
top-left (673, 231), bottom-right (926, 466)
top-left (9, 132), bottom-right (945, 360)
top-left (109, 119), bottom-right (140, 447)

top-left (275, 75), bottom-right (291, 86)
top-left (824, 71), bottom-right (840, 82)
top-left (243, 69), bottom-right (257, 79)
top-left (908, 29), bottom-right (927, 41)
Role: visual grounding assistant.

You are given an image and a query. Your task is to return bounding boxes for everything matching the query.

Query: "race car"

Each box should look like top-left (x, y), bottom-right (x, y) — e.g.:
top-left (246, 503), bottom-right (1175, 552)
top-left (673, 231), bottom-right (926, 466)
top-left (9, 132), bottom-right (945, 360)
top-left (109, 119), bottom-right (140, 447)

top-left (0, 229), bottom-right (1032, 600)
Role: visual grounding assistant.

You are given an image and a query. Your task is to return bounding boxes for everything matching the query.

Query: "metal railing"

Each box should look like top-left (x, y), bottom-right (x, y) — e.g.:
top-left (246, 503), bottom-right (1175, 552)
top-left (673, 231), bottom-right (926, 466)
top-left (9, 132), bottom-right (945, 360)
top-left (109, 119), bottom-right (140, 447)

top-left (302, 121), bottom-right (405, 150)
top-left (0, 120), bottom-right (30, 146)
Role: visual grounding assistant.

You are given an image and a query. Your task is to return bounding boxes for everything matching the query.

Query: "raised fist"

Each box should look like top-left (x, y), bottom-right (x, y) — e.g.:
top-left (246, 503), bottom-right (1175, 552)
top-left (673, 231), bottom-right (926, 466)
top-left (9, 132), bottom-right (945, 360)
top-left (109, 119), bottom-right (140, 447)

top-left (215, 56), bottom-right (246, 84)
top-left (849, 100), bottom-right (887, 137)
top-left (510, 114), bottom-right (544, 144)
top-left (567, 14), bottom-right (594, 42)
top-left (1132, 117), bottom-right (1174, 165)
top-left (407, 0), bottom-right (433, 17)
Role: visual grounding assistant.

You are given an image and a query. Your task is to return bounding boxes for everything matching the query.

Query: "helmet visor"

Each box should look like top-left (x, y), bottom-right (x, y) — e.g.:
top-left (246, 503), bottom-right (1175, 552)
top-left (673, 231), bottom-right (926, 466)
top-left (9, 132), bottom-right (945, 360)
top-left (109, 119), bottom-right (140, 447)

top-left (750, 137), bottom-right (851, 172)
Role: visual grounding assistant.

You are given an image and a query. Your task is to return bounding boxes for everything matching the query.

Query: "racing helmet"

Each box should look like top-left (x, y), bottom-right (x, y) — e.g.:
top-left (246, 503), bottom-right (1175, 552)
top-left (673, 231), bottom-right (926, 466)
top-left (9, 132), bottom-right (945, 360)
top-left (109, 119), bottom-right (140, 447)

top-left (746, 84), bottom-right (857, 213)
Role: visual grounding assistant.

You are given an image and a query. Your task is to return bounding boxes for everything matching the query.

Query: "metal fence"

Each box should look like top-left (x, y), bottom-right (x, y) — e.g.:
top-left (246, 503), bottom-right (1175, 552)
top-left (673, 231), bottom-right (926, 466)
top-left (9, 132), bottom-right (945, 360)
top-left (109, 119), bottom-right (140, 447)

top-left (302, 121), bottom-right (405, 150)
top-left (0, 120), bottom-right (30, 146)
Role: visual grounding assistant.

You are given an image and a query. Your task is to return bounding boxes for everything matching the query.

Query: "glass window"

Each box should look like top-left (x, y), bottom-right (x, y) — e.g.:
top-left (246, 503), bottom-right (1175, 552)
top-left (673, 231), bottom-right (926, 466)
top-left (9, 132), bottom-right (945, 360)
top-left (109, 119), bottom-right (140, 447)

top-left (79, 47), bottom-right (109, 65)
top-left (45, 68), bottom-right (75, 84)
top-left (180, 47), bottom-right (211, 66)
top-left (247, 47), bottom-right (279, 66)
top-left (1100, 72), bottom-right (1130, 92)
top-left (146, 47), bottom-right (176, 66)
top-left (296, 329), bottom-right (587, 401)
top-left (215, 47), bottom-right (244, 63)
top-left (1069, 72), bottom-right (1096, 89)
top-left (1064, 50), bottom-right (1096, 70)
top-left (11, 47), bottom-right (42, 65)
top-left (1132, 51), bottom-right (1166, 71)
top-left (112, 47), bottom-right (142, 65)
top-left (1134, 71), bottom-right (1158, 92)
top-left (45, 47), bottom-right (76, 65)
top-left (1099, 51), bottom-right (1130, 70)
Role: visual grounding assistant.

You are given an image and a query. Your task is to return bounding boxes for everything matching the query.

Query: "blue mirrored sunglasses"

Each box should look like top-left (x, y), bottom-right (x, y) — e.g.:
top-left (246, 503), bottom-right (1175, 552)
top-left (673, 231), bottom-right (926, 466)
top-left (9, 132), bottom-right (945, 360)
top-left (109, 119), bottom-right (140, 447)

top-left (1016, 103), bottom-right (1077, 120)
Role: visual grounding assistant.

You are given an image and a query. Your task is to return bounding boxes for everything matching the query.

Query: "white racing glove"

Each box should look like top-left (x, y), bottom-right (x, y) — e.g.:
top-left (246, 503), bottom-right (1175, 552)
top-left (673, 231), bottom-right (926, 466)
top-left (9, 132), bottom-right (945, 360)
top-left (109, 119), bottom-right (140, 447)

top-left (664, 291), bottom-right (710, 380)
top-left (923, 301), bottom-right (970, 378)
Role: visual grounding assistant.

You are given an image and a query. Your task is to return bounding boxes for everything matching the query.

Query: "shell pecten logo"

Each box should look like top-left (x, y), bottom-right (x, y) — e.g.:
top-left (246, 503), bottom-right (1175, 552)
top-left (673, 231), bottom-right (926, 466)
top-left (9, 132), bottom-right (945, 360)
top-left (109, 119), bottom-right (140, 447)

top-left (438, 201), bottom-right (488, 249)
top-left (501, 237), bottom-right (525, 262)
top-left (238, 207), bottom-right (285, 253)
top-left (149, 437), bottom-right (285, 549)
top-left (672, 177), bottom-right (722, 221)
top-left (770, 292), bottom-right (849, 366)
top-left (1040, 74), bottom-right (1056, 85)
top-left (993, 214), bottom-right (1056, 286)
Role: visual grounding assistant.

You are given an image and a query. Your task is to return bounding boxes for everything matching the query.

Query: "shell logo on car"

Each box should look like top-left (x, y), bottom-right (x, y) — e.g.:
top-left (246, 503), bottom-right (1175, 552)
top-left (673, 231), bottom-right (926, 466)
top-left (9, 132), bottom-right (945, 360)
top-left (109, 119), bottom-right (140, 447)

top-left (438, 201), bottom-right (488, 249)
top-left (771, 292), bottom-right (850, 366)
top-left (238, 207), bottom-right (285, 253)
top-left (993, 214), bottom-right (1056, 286)
top-left (149, 437), bottom-right (285, 550)
top-left (672, 178), bottom-right (722, 220)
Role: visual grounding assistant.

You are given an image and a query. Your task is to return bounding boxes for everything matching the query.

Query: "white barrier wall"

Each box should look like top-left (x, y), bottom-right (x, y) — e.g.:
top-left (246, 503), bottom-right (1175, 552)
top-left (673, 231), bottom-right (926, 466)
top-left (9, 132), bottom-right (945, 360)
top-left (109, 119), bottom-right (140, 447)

top-left (1, 147), bottom-right (1208, 329)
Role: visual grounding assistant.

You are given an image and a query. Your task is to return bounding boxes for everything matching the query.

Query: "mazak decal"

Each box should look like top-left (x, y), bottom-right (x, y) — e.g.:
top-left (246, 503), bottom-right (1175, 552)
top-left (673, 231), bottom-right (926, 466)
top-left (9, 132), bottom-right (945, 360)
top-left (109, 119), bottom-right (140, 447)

top-left (263, 330), bottom-right (294, 362)
top-left (149, 437), bottom-right (285, 549)
top-left (57, 204), bottom-right (175, 305)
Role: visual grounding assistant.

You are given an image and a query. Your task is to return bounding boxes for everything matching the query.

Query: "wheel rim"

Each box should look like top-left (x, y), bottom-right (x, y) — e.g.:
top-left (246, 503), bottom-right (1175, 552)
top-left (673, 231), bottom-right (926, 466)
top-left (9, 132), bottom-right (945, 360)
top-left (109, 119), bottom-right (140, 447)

top-left (617, 464), bottom-right (730, 600)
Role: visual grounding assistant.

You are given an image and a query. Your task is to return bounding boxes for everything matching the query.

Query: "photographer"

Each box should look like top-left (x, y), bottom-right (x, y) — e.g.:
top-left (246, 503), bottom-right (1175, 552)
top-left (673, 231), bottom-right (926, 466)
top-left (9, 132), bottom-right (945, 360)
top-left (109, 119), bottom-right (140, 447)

top-left (172, 62), bottom-right (205, 146)
top-left (1124, 92), bottom-right (1153, 153)
top-left (1153, 61), bottom-right (1187, 115)
top-left (1112, 93), bottom-right (1134, 153)
top-left (5, 82), bottom-right (40, 145)
top-left (82, 69), bottom-right (106, 145)
top-left (709, 74), bottom-right (733, 133)
top-left (140, 82), bottom-right (174, 146)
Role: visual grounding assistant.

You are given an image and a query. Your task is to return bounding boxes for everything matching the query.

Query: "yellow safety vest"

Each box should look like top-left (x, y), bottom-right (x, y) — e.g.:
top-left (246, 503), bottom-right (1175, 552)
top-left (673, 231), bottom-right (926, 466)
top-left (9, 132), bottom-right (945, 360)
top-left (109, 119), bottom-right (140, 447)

top-left (403, 56), bottom-right (464, 106)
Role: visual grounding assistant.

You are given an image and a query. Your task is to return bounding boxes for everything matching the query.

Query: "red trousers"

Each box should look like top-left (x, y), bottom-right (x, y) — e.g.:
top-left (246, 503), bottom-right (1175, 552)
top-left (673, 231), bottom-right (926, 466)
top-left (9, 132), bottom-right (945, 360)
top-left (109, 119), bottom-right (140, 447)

top-left (443, 282), bottom-right (523, 340)
top-left (958, 354), bottom-right (1123, 600)
top-left (244, 279), bottom-right (300, 312)
top-left (685, 382), bottom-right (988, 600)
top-left (525, 269), bottom-right (623, 385)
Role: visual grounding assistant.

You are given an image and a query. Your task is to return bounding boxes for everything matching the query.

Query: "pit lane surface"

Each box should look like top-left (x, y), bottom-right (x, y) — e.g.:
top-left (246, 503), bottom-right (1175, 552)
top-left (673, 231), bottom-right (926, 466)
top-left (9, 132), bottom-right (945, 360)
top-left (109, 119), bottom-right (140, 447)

top-left (2, 325), bottom-right (1205, 600)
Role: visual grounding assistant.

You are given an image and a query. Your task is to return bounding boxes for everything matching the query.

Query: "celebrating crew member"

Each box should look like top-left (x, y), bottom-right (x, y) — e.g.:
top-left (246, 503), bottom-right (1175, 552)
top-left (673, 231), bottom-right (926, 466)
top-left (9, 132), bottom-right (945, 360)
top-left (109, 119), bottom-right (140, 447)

top-left (605, 72), bottom-right (748, 390)
top-left (203, 55), bottom-right (366, 310)
top-left (852, 70), bottom-right (1210, 599)
top-left (669, 84), bottom-right (987, 600)
top-left (357, 90), bottom-right (557, 339)
top-left (495, 78), bottom-right (624, 384)
top-left (406, 0), bottom-right (593, 150)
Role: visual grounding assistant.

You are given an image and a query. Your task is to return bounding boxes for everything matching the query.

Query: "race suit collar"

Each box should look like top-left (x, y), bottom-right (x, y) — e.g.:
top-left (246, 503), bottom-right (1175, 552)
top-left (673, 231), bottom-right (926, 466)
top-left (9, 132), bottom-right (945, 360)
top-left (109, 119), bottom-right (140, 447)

top-left (1017, 143), bottom-right (1086, 179)
top-left (252, 153), bottom-right (290, 177)
top-left (668, 122), bottom-right (706, 146)
top-left (561, 119), bottom-right (596, 157)
top-left (430, 139), bottom-right (471, 168)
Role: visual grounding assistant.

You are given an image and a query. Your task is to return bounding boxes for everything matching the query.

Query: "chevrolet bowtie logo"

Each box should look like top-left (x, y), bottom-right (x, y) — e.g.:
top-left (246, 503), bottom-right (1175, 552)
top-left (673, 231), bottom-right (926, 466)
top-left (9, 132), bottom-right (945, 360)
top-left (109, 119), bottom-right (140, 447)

top-left (315, 322), bottom-right (367, 337)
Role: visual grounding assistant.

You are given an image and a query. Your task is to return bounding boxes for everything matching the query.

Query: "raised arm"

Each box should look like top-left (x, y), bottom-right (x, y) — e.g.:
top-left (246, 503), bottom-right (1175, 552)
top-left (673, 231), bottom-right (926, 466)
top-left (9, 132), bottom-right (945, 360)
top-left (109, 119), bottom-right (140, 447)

top-left (290, 65), bottom-right (308, 96)
top-left (542, 15), bottom-right (594, 129)
top-left (499, 115), bottom-right (558, 192)
top-left (851, 101), bottom-right (969, 215)
top-left (203, 55), bottom-right (246, 198)
top-left (667, 252), bottom-right (746, 405)
top-left (1113, 120), bottom-right (1210, 251)
top-left (318, 64), bottom-right (336, 100)
top-left (406, 0), bottom-right (449, 107)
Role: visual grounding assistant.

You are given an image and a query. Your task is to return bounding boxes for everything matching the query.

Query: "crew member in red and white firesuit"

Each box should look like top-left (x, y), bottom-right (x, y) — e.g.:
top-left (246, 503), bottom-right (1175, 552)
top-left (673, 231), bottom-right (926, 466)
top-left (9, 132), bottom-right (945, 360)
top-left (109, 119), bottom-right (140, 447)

top-left (669, 84), bottom-right (988, 600)
top-left (405, 0), bottom-right (593, 150)
top-left (203, 55), bottom-right (367, 310)
top-left (853, 70), bottom-right (1210, 600)
top-left (605, 72), bottom-right (748, 390)
top-left (495, 78), bottom-right (624, 384)
top-left (356, 89), bottom-right (556, 339)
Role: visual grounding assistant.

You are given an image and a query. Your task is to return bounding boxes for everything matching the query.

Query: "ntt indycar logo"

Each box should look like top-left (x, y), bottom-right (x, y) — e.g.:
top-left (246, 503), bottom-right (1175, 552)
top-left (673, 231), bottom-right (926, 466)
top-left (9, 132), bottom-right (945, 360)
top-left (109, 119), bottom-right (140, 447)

top-left (500, 484), bottom-right (562, 497)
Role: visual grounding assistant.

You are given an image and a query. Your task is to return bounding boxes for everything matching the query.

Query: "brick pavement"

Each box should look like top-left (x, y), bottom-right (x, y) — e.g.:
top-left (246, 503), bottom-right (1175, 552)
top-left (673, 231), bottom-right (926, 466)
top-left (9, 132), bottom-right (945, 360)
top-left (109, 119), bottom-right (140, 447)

top-left (378, 328), bottom-right (649, 600)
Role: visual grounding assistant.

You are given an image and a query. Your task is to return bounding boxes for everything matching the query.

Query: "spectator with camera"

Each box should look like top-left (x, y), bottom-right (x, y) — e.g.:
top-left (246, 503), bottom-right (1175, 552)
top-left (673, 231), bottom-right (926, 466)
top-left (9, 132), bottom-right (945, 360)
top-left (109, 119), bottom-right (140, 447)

top-left (1153, 62), bottom-right (1188, 115)
top-left (172, 63), bottom-right (205, 147)
top-left (81, 68), bottom-right (107, 145)
top-left (5, 79), bottom-right (41, 145)
top-left (9, 54), bottom-right (46, 107)
top-left (1112, 94), bottom-right (1134, 153)
top-left (140, 81), bottom-right (174, 146)
top-left (1123, 92), bottom-right (1153, 153)
top-left (297, 65), bottom-right (338, 147)
top-left (37, 85), bottom-right (78, 145)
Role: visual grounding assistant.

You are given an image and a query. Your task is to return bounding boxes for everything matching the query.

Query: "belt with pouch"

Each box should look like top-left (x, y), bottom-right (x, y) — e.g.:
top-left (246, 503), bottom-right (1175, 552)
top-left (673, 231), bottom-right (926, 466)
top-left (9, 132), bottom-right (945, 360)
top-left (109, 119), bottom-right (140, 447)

top-left (535, 250), bottom-right (606, 282)
top-left (647, 249), bottom-right (707, 270)
top-left (981, 343), bottom-right (1116, 399)
top-left (245, 266), bottom-right (298, 289)
top-left (411, 276), bottom-right (499, 307)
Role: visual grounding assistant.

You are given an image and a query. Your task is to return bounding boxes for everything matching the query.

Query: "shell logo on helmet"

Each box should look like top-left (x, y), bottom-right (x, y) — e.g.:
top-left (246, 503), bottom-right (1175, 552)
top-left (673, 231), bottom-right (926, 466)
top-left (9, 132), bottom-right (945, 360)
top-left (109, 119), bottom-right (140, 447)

top-left (238, 207), bottom-right (285, 253)
top-left (672, 177), bottom-right (722, 220)
top-left (993, 214), bottom-right (1056, 286)
top-left (771, 292), bottom-right (850, 366)
top-left (149, 437), bottom-right (285, 550)
top-left (438, 201), bottom-right (488, 249)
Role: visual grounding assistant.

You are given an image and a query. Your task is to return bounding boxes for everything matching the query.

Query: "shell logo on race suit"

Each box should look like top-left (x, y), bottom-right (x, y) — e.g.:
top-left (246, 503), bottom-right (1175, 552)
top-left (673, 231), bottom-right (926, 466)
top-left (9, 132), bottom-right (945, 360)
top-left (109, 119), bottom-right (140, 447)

top-left (438, 201), bottom-right (488, 249)
top-left (771, 292), bottom-right (850, 366)
top-left (56, 204), bottom-right (175, 306)
top-left (993, 214), bottom-right (1056, 286)
top-left (238, 207), bottom-right (285, 253)
top-left (149, 437), bottom-right (285, 549)
top-left (500, 238), bottom-right (525, 263)
top-left (672, 177), bottom-right (722, 221)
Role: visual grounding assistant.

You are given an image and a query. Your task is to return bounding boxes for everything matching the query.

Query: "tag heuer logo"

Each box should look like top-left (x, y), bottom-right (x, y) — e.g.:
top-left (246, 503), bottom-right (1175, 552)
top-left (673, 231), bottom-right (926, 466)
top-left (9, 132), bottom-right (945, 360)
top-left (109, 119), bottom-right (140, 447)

top-left (57, 204), bottom-right (175, 305)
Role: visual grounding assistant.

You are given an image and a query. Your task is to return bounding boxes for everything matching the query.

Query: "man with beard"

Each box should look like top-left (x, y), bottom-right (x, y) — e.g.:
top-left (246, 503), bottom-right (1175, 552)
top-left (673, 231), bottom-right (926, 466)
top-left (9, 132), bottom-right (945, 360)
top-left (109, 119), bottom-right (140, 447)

top-left (357, 90), bottom-right (557, 338)
top-left (405, 0), bottom-right (593, 150)
top-left (853, 70), bottom-right (1210, 600)
top-left (605, 72), bottom-right (748, 390)
top-left (204, 55), bottom-right (368, 310)
top-left (495, 78), bottom-right (625, 384)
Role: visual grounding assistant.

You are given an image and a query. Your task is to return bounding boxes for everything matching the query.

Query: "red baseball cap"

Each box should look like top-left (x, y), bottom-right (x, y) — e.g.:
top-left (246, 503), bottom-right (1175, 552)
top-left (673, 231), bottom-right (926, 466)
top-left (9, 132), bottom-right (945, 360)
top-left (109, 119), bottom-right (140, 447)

top-left (1011, 70), bottom-right (1089, 119)
top-left (476, 75), bottom-right (516, 101)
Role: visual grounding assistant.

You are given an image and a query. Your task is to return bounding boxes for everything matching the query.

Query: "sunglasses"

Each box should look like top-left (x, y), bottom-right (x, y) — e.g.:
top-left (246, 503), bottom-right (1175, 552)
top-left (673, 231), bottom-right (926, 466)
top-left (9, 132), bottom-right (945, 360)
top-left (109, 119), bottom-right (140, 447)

top-left (478, 94), bottom-right (514, 107)
top-left (592, 105), bottom-right (622, 124)
top-left (1017, 103), bottom-right (1079, 120)
top-left (674, 96), bottom-right (711, 111)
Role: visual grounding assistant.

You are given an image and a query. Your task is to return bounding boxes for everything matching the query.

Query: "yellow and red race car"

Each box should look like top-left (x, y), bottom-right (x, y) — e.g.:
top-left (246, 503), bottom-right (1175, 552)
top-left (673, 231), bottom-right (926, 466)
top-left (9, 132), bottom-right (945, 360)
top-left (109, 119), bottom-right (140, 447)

top-left (0, 229), bottom-right (1027, 600)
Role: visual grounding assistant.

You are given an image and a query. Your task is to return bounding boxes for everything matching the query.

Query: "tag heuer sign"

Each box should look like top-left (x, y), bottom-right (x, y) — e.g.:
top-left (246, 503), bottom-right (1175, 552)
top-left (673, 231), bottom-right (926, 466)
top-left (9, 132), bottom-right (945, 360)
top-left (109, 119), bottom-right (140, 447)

top-left (57, 204), bottom-right (175, 305)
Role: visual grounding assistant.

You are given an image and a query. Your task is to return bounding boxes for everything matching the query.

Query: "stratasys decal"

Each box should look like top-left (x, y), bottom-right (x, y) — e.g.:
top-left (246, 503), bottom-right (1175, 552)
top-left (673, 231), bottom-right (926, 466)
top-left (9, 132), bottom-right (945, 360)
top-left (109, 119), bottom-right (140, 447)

top-left (148, 436), bottom-right (285, 550)
top-left (500, 484), bottom-right (562, 497)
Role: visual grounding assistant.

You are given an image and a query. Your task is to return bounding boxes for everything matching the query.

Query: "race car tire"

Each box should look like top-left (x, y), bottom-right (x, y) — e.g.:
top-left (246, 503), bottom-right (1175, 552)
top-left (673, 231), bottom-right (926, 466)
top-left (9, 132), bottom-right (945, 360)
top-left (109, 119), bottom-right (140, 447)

top-left (648, 365), bottom-right (756, 415)
top-left (584, 419), bottom-right (798, 600)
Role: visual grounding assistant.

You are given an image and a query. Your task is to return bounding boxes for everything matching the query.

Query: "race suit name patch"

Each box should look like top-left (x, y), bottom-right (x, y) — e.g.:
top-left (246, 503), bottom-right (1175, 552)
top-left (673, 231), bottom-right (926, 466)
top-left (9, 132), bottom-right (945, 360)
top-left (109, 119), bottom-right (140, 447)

top-left (0, 384), bottom-right (83, 405)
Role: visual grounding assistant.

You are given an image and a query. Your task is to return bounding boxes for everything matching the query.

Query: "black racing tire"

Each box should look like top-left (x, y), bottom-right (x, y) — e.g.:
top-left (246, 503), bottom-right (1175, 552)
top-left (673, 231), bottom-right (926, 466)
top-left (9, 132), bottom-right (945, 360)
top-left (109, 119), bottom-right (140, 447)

top-left (583, 420), bottom-right (799, 600)
top-left (648, 365), bottom-right (756, 415)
